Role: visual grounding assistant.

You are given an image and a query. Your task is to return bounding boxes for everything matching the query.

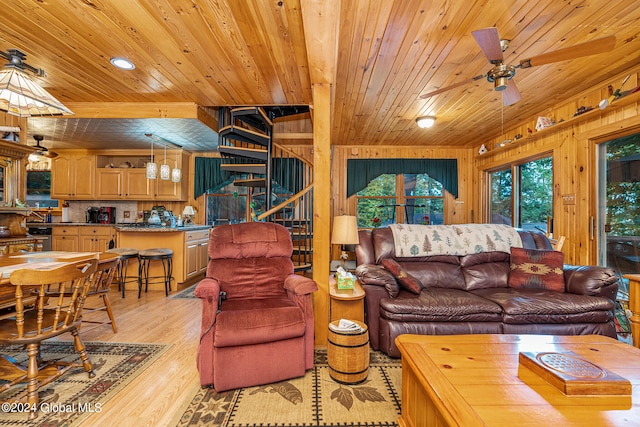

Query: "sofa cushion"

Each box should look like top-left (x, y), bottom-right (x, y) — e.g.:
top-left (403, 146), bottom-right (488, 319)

top-left (380, 288), bottom-right (503, 322)
top-left (508, 247), bottom-right (565, 292)
top-left (472, 287), bottom-right (614, 324)
top-left (461, 252), bottom-right (510, 290)
top-left (214, 298), bottom-right (305, 347)
top-left (381, 258), bottom-right (423, 294)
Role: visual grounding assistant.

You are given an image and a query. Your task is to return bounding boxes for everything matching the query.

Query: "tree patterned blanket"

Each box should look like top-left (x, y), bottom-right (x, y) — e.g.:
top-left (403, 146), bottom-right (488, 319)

top-left (389, 224), bottom-right (523, 257)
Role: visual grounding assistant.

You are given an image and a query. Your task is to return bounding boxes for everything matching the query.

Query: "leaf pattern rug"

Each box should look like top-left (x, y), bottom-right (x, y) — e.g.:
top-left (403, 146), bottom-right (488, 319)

top-left (174, 350), bottom-right (401, 427)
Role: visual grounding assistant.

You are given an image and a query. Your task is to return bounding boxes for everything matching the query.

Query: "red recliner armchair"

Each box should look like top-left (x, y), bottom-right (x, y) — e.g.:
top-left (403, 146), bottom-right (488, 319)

top-left (195, 222), bottom-right (318, 391)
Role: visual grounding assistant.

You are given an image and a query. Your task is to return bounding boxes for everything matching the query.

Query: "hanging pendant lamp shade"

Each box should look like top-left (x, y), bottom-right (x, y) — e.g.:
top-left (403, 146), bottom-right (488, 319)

top-left (146, 142), bottom-right (157, 179)
top-left (160, 145), bottom-right (170, 180)
top-left (0, 49), bottom-right (74, 117)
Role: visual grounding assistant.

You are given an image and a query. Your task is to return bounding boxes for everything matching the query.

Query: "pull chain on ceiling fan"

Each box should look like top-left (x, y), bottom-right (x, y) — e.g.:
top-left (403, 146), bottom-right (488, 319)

top-left (420, 28), bottom-right (616, 106)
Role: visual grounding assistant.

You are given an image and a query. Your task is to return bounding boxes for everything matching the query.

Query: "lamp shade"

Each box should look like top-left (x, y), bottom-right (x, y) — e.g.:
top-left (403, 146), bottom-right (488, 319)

top-left (331, 215), bottom-right (359, 245)
top-left (182, 205), bottom-right (196, 216)
top-left (0, 68), bottom-right (73, 117)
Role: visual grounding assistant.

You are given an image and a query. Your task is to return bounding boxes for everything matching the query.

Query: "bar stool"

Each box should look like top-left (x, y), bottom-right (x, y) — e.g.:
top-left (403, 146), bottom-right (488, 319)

top-left (106, 247), bottom-right (139, 298)
top-left (138, 248), bottom-right (173, 297)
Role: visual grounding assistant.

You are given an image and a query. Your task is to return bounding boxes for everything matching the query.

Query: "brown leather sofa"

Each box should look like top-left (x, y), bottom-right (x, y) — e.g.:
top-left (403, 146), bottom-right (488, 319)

top-left (355, 227), bottom-right (619, 357)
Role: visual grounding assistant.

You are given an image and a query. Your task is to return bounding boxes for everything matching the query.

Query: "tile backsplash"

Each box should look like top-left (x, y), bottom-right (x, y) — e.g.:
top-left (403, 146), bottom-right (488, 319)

top-left (61, 201), bottom-right (139, 224)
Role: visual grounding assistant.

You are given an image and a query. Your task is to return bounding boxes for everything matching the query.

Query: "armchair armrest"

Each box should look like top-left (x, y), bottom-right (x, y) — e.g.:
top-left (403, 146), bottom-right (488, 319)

top-left (355, 263), bottom-right (400, 298)
top-left (563, 265), bottom-right (619, 301)
top-left (195, 277), bottom-right (221, 299)
top-left (284, 274), bottom-right (318, 295)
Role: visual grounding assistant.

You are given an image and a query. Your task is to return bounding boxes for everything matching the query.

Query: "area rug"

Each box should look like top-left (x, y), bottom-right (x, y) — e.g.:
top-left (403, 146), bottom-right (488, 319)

top-left (0, 341), bottom-right (169, 426)
top-left (171, 283), bottom-right (198, 299)
top-left (173, 349), bottom-right (401, 427)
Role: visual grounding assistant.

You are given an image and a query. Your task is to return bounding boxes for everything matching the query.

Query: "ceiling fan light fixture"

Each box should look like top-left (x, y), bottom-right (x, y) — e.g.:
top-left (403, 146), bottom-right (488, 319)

top-left (110, 57), bottom-right (135, 70)
top-left (416, 116), bottom-right (436, 128)
top-left (494, 77), bottom-right (509, 91)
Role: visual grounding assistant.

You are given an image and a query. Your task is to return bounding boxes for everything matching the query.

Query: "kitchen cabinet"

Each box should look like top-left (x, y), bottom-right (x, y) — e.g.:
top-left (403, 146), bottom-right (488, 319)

top-left (184, 229), bottom-right (210, 280)
top-left (52, 226), bottom-right (79, 252)
top-left (96, 168), bottom-right (151, 199)
top-left (51, 154), bottom-right (95, 199)
top-left (79, 226), bottom-right (115, 252)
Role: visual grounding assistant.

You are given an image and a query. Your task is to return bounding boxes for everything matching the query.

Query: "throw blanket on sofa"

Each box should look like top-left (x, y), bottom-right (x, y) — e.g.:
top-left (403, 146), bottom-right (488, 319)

top-left (389, 224), bottom-right (523, 257)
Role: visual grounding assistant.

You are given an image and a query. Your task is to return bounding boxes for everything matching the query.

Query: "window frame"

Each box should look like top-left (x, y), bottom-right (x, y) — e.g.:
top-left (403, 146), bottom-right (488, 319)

top-left (355, 173), bottom-right (446, 228)
top-left (485, 152), bottom-right (553, 231)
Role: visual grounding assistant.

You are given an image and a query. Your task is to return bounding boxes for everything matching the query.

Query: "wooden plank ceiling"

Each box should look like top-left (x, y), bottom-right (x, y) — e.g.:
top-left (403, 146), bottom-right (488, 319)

top-left (0, 0), bottom-right (639, 151)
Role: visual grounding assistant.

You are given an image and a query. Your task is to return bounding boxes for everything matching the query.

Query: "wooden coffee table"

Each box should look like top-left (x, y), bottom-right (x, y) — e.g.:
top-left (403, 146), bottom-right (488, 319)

top-left (396, 334), bottom-right (640, 426)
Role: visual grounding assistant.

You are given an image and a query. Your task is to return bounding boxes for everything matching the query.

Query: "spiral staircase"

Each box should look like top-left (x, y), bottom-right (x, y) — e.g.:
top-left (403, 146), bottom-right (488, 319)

top-left (217, 106), bottom-right (313, 272)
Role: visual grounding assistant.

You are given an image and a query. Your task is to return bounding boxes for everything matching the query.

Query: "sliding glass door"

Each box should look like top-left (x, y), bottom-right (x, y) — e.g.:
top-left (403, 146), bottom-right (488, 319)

top-left (597, 133), bottom-right (640, 275)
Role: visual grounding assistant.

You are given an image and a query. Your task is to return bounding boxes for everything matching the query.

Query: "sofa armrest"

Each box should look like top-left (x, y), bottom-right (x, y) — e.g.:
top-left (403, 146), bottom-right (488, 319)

top-left (563, 265), bottom-right (619, 301)
top-left (284, 274), bottom-right (319, 295)
top-left (355, 263), bottom-right (400, 298)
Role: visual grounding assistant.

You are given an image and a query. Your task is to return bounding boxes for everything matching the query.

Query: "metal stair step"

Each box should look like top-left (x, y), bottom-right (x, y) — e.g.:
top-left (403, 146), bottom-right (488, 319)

top-left (233, 178), bottom-right (267, 188)
top-left (220, 163), bottom-right (266, 175)
top-left (231, 106), bottom-right (273, 129)
top-left (218, 146), bottom-right (268, 161)
top-left (219, 124), bottom-right (270, 147)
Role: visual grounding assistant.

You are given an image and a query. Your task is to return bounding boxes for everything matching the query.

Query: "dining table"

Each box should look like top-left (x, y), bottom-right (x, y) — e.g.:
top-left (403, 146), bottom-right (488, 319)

top-left (0, 251), bottom-right (117, 313)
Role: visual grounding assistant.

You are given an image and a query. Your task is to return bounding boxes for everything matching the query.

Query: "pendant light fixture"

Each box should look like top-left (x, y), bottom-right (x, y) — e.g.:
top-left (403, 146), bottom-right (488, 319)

top-left (160, 144), bottom-right (170, 180)
top-left (171, 149), bottom-right (182, 182)
top-left (0, 49), bottom-right (74, 117)
top-left (146, 140), bottom-right (158, 179)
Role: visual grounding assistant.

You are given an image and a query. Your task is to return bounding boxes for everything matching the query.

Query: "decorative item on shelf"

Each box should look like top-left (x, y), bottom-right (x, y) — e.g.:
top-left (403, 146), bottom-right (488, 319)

top-left (572, 106), bottom-right (593, 117)
top-left (0, 49), bottom-right (74, 117)
top-left (0, 226), bottom-right (10, 238)
top-left (182, 205), bottom-right (195, 224)
top-left (599, 74), bottom-right (631, 110)
top-left (535, 116), bottom-right (555, 131)
top-left (160, 145), bottom-right (170, 180)
top-left (331, 215), bottom-right (359, 269)
top-left (478, 144), bottom-right (488, 155)
top-left (0, 125), bottom-right (20, 142)
top-left (146, 140), bottom-right (157, 179)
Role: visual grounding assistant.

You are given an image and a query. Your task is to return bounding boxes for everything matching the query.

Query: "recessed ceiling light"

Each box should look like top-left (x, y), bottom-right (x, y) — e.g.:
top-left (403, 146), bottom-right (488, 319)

top-left (110, 57), bottom-right (135, 70)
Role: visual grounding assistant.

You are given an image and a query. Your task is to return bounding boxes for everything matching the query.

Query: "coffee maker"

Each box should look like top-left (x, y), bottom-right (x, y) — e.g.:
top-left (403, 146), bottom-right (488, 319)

top-left (86, 207), bottom-right (100, 223)
top-left (98, 207), bottom-right (116, 224)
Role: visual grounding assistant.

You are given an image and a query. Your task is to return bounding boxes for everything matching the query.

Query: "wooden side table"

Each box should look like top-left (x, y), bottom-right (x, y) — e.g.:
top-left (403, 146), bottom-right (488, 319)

top-left (624, 274), bottom-right (640, 349)
top-left (329, 274), bottom-right (365, 322)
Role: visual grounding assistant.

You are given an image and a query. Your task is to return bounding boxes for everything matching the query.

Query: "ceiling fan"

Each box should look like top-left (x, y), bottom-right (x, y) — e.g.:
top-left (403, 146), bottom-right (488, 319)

top-left (420, 28), bottom-right (616, 106)
top-left (30, 134), bottom-right (58, 159)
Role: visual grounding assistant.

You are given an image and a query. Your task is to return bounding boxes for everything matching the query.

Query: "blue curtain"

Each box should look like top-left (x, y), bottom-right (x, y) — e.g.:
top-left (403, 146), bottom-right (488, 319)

top-left (346, 158), bottom-right (458, 197)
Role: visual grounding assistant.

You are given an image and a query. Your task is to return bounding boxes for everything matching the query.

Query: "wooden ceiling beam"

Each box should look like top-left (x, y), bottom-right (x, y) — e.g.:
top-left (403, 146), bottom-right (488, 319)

top-left (61, 102), bottom-right (200, 119)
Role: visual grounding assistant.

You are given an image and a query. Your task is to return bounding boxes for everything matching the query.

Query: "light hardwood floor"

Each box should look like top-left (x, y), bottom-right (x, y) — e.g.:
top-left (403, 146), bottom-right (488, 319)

top-left (64, 284), bottom-right (203, 427)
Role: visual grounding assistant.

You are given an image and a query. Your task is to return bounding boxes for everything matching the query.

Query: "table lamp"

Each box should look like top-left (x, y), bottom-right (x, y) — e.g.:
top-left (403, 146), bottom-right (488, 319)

top-left (182, 205), bottom-right (196, 224)
top-left (331, 215), bottom-right (359, 268)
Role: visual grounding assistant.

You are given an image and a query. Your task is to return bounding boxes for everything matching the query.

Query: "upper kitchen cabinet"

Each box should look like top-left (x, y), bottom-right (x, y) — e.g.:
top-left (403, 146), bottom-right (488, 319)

top-left (95, 151), bottom-right (189, 201)
top-left (51, 153), bottom-right (95, 199)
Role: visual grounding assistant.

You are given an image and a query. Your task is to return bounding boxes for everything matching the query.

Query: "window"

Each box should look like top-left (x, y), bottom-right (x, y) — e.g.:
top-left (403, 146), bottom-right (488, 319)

top-left (26, 171), bottom-right (59, 208)
top-left (205, 176), bottom-right (295, 226)
top-left (488, 156), bottom-right (552, 231)
top-left (356, 173), bottom-right (445, 228)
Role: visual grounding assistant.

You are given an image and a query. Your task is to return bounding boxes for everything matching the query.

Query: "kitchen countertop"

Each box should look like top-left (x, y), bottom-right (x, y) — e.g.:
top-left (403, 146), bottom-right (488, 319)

top-left (27, 222), bottom-right (211, 232)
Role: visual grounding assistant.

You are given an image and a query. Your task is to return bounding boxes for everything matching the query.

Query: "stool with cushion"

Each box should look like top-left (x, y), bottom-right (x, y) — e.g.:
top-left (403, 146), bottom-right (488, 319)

top-left (138, 248), bottom-right (173, 297)
top-left (195, 222), bottom-right (318, 391)
top-left (106, 247), bottom-right (139, 298)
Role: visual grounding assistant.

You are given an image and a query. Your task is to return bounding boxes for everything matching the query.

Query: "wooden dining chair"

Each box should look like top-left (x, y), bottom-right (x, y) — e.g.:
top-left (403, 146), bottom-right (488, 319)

top-left (0, 257), bottom-right (99, 420)
top-left (45, 255), bottom-right (121, 333)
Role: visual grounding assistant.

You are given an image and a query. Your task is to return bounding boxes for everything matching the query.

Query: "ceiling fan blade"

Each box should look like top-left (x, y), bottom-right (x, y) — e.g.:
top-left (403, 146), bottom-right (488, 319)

top-left (420, 74), bottom-right (486, 99)
top-left (519, 35), bottom-right (616, 68)
top-left (501, 80), bottom-right (521, 106)
top-left (471, 27), bottom-right (504, 63)
top-left (44, 151), bottom-right (58, 158)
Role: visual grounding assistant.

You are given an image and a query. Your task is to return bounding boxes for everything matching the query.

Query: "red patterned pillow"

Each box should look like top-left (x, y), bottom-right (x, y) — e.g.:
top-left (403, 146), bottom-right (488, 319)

top-left (508, 247), bottom-right (565, 292)
top-left (381, 258), bottom-right (423, 294)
